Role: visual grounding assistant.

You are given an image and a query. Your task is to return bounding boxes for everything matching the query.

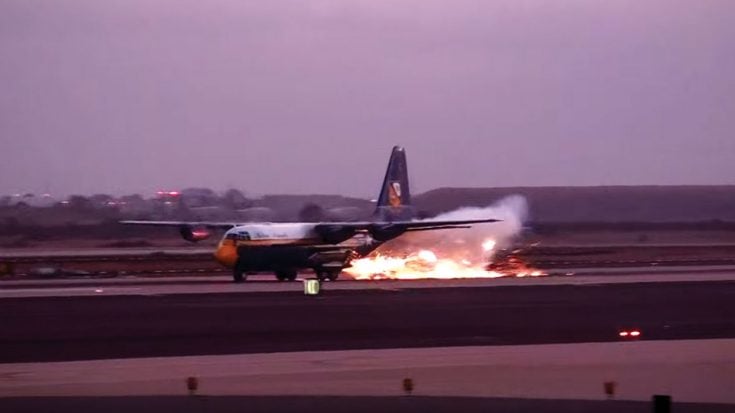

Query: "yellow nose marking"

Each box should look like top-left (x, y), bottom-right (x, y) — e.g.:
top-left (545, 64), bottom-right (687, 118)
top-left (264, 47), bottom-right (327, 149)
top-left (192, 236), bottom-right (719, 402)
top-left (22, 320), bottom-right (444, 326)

top-left (214, 239), bottom-right (238, 268)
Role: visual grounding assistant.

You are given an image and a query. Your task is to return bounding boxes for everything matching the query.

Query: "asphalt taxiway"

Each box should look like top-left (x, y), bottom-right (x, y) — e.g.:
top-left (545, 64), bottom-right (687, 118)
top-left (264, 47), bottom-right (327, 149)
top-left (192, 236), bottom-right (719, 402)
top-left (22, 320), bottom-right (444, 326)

top-left (1, 275), bottom-right (734, 363)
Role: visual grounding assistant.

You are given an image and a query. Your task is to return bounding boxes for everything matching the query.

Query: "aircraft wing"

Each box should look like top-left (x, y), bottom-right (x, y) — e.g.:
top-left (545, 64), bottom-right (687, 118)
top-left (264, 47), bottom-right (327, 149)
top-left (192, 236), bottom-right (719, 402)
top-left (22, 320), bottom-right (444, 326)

top-left (121, 218), bottom-right (498, 230)
top-left (119, 220), bottom-right (238, 229)
top-left (401, 218), bottom-right (501, 231)
top-left (315, 217), bottom-right (500, 234)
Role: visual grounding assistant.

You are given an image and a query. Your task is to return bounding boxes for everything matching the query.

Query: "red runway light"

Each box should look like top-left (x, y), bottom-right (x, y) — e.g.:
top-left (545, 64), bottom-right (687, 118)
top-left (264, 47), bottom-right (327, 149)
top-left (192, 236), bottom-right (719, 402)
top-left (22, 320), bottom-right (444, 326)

top-left (619, 329), bottom-right (642, 339)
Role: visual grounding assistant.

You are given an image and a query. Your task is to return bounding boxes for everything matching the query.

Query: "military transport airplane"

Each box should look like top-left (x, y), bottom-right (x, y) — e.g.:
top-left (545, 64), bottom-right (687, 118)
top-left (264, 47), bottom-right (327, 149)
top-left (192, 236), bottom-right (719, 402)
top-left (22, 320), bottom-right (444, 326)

top-left (122, 146), bottom-right (499, 282)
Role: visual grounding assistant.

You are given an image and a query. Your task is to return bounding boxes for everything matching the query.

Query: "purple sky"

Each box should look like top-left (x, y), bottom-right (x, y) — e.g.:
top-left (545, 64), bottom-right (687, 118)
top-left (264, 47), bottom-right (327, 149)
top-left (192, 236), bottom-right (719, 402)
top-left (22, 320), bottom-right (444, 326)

top-left (1, 1), bottom-right (734, 198)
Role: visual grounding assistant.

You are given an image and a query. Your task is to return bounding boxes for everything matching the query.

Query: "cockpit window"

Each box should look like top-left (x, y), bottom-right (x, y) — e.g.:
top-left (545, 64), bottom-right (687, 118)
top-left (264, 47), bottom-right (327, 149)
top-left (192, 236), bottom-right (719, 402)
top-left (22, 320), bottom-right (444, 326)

top-left (226, 231), bottom-right (251, 240)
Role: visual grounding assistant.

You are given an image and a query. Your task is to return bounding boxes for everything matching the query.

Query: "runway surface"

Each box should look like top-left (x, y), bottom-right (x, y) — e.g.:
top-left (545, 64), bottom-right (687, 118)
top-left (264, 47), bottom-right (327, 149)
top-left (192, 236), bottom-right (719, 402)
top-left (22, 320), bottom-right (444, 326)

top-left (3, 266), bottom-right (735, 297)
top-left (1, 278), bottom-right (734, 363)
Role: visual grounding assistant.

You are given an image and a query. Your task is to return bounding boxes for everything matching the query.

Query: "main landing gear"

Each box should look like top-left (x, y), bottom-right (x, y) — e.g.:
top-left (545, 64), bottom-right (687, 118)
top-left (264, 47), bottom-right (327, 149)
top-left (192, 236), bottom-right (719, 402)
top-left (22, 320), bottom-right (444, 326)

top-left (231, 264), bottom-right (334, 283)
top-left (275, 269), bottom-right (298, 282)
top-left (232, 268), bottom-right (298, 283)
top-left (316, 270), bottom-right (340, 282)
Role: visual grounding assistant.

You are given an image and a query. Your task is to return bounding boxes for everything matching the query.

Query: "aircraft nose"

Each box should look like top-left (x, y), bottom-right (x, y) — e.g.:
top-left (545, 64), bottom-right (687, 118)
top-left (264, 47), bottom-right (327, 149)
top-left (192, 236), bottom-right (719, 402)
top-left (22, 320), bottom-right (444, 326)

top-left (214, 239), bottom-right (238, 268)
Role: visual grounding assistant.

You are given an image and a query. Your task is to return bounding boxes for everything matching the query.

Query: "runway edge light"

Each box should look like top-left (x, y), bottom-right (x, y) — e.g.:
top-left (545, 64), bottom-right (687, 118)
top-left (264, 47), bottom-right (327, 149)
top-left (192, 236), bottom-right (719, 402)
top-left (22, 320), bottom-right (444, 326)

top-left (653, 394), bottom-right (671, 413)
top-left (186, 376), bottom-right (199, 395)
top-left (618, 329), bottom-right (642, 339)
top-left (604, 381), bottom-right (617, 399)
top-left (402, 378), bottom-right (414, 395)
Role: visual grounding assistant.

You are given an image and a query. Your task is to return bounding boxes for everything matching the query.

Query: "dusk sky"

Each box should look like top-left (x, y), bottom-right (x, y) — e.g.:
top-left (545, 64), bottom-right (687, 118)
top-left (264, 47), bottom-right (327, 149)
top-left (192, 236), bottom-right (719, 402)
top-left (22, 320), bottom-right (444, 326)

top-left (1, 1), bottom-right (733, 198)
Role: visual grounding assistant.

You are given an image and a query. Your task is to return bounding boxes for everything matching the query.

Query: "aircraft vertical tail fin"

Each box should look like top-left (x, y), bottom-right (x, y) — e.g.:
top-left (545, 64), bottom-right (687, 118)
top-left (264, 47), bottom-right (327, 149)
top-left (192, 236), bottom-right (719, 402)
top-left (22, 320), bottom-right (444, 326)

top-left (374, 146), bottom-right (416, 222)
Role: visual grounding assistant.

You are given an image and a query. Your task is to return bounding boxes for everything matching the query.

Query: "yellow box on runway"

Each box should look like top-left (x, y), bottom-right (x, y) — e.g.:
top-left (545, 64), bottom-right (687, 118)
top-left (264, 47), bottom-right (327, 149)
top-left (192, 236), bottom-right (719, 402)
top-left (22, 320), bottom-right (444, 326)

top-left (304, 279), bottom-right (320, 295)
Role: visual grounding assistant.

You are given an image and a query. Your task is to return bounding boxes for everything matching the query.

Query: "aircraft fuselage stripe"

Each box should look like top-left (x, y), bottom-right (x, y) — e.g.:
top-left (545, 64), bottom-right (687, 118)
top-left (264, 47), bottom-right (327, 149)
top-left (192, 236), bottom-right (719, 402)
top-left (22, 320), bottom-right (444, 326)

top-left (234, 238), bottom-right (322, 247)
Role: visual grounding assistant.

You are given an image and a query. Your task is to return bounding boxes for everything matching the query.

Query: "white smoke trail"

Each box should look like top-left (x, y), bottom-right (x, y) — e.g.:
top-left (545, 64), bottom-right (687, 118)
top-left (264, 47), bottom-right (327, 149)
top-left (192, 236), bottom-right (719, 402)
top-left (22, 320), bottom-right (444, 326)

top-left (373, 195), bottom-right (530, 264)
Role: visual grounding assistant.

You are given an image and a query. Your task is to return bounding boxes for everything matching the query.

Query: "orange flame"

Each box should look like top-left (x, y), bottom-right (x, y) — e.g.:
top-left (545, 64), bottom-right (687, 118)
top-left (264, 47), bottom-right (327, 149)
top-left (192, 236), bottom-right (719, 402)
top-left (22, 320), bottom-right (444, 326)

top-left (344, 238), bottom-right (544, 280)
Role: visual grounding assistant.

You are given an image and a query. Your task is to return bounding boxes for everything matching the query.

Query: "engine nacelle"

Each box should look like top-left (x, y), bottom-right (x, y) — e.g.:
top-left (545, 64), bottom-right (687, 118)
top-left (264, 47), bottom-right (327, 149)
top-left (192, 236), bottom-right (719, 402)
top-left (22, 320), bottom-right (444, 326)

top-left (179, 225), bottom-right (212, 242)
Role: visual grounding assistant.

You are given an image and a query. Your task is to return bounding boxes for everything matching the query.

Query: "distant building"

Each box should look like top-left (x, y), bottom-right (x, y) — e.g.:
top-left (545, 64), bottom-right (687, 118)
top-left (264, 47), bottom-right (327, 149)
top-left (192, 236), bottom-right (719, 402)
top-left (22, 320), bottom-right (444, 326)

top-left (236, 207), bottom-right (276, 222)
top-left (180, 188), bottom-right (218, 208)
top-left (118, 194), bottom-right (155, 216)
top-left (6, 193), bottom-right (56, 208)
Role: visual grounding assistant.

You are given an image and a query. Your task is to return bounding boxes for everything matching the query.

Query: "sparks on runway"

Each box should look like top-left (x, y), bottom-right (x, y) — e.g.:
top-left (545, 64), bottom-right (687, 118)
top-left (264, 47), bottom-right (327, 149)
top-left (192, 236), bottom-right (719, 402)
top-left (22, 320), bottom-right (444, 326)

top-left (344, 238), bottom-right (544, 280)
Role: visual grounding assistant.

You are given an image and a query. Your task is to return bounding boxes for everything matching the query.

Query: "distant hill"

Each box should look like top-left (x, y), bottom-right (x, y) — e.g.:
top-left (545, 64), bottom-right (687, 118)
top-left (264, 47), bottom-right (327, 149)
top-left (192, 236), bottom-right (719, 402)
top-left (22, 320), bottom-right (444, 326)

top-left (253, 195), bottom-right (374, 221)
top-left (414, 186), bottom-right (735, 223)
top-left (2, 187), bottom-right (734, 230)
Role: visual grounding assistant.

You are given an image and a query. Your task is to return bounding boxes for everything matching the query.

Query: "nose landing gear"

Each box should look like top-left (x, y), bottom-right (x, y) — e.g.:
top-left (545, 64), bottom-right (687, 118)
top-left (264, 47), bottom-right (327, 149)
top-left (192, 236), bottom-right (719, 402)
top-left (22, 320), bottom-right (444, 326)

top-left (233, 265), bottom-right (246, 283)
